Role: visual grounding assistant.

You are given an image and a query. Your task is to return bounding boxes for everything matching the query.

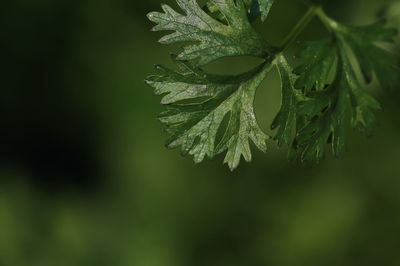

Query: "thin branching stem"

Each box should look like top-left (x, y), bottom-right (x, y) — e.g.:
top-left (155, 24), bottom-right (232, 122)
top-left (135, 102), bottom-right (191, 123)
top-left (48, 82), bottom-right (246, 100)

top-left (278, 5), bottom-right (320, 52)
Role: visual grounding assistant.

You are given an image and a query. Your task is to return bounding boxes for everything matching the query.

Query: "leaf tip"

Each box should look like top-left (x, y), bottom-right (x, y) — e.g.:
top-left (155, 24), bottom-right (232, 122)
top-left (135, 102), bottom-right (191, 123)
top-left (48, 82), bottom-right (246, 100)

top-left (146, 12), bottom-right (154, 20)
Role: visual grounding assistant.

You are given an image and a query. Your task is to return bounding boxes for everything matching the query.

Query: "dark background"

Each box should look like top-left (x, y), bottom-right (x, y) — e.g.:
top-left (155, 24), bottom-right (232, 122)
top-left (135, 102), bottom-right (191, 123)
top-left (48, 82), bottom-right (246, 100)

top-left (1, 0), bottom-right (400, 265)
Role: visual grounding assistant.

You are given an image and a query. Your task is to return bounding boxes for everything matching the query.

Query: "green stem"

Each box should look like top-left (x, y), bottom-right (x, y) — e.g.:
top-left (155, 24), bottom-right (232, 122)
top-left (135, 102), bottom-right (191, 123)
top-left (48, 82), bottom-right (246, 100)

top-left (315, 8), bottom-right (339, 32)
top-left (278, 5), bottom-right (320, 52)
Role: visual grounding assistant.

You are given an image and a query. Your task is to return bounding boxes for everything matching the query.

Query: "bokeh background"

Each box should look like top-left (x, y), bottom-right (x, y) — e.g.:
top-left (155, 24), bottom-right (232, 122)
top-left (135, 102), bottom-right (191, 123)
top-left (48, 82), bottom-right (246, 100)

top-left (2, 0), bottom-right (400, 265)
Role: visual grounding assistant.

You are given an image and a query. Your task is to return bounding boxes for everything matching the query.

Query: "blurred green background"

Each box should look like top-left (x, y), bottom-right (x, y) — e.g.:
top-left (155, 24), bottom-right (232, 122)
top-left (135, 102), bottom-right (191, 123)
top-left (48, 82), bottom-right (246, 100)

top-left (2, 0), bottom-right (400, 265)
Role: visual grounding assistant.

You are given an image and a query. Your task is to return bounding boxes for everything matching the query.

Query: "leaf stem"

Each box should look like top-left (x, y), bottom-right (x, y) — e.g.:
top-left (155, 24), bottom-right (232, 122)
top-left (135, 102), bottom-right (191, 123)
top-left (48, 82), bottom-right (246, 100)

top-left (278, 5), bottom-right (320, 52)
top-left (315, 8), bottom-right (339, 33)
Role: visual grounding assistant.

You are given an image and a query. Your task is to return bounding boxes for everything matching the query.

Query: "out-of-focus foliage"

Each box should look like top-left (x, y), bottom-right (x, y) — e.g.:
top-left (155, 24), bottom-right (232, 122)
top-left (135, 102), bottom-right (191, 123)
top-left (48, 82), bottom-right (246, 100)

top-left (2, 0), bottom-right (400, 266)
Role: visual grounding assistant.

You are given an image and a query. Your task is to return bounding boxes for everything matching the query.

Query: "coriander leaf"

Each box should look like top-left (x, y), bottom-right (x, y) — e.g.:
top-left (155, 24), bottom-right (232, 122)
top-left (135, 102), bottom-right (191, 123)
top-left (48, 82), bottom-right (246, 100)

top-left (147, 0), bottom-right (269, 66)
top-left (146, 57), bottom-right (272, 170)
top-left (271, 55), bottom-right (299, 147)
top-left (258, 0), bottom-right (275, 21)
top-left (340, 44), bottom-right (381, 136)
top-left (331, 20), bottom-right (400, 90)
top-left (206, 0), bottom-right (252, 21)
top-left (295, 49), bottom-right (346, 162)
top-left (294, 38), bottom-right (381, 162)
top-left (207, 0), bottom-right (275, 22)
top-left (295, 39), bottom-right (337, 94)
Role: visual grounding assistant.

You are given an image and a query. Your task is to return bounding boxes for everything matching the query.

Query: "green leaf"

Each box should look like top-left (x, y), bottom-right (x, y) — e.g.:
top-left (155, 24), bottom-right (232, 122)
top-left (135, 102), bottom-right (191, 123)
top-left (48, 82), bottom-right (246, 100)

top-left (295, 39), bottom-right (337, 94)
top-left (330, 20), bottom-right (400, 90)
top-left (258, 0), bottom-right (275, 21)
top-left (295, 49), bottom-right (347, 162)
top-left (147, 0), bottom-right (269, 66)
top-left (146, 57), bottom-right (272, 170)
top-left (290, 15), bottom-right (397, 163)
top-left (207, 0), bottom-right (275, 22)
top-left (294, 38), bottom-right (381, 162)
top-left (271, 55), bottom-right (299, 147)
top-left (340, 44), bottom-right (381, 136)
top-left (147, 2), bottom-right (400, 169)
